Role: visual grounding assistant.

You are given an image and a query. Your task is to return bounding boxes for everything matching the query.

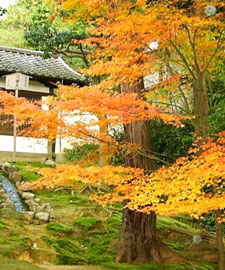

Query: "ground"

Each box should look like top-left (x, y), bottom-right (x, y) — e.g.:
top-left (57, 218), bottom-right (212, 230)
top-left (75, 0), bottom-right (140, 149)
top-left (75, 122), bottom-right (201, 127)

top-left (0, 162), bottom-right (219, 270)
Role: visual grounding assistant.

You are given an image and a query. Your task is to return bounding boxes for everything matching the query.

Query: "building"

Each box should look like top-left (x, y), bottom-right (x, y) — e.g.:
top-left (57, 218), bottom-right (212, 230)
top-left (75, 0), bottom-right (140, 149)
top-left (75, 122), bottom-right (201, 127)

top-left (0, 46), bottom-right (86, 162)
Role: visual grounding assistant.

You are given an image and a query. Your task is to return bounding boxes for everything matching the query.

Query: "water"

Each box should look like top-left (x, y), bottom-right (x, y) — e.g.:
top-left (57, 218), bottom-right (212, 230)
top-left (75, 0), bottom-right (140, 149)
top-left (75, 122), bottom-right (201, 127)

top-left (0, 175), bottom-right (26, 212)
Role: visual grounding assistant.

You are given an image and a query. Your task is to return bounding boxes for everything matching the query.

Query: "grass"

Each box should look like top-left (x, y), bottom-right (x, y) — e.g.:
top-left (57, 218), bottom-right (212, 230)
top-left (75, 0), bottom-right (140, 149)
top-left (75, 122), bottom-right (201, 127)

top-left (0, 162), bottom-right (218, 270)
top-left (15, 162), bottom-right (54, 182)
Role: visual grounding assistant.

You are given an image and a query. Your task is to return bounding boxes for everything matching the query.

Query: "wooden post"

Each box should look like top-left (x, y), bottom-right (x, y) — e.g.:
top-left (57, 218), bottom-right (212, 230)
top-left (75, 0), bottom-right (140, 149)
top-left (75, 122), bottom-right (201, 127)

top-left (47, 140), bottom-right (53, 159)
top-left (13, 86), bottom-right (19, 162)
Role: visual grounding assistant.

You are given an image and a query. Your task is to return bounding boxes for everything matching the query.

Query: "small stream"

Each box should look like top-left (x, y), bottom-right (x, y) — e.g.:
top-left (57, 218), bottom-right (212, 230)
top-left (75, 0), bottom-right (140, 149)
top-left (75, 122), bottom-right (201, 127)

top-left (0, 175), bottom-right (26, 212)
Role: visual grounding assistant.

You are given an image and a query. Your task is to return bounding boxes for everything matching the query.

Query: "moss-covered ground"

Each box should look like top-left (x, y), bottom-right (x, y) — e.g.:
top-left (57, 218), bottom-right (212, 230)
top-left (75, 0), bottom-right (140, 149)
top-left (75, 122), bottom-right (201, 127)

top-left (0, 162), bottom-right (218, 270)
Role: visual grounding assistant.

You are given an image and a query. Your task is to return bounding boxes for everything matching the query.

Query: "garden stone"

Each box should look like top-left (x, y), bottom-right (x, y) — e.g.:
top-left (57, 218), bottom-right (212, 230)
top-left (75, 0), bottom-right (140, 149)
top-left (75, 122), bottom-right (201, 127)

top-left (2, 193), bottom-right (10, 199)
top-left (20, 182), bottom-right (31, 192)
top-left (41, 202), bottom-right (52, 213)
top-left (25, 199), bottom-right (38, 212)
top-left (11, 172), bottom-right (22, 183)
top-left (45, 159), bottom-right (56, 166)
top-left (16, 181), bottom-right (20, 187)
top-left (41, 158), bottom-right (48, 164)
top-left (2, 162), bottom-right (11, 174)
top-left (2, 198), bottom-right (16, 210)
top-left (34, 198), bottom-right (40, 203)
top-left (23, 211), bottom-right (35, 222)
top-left (193, 235), bottom-right (202, 244)
top-left (22, 192), bottom-right (35, 200)
top-left (35, 212), bottom-right (50, 222)
top-left (33, 243), bottom-right (38, 248)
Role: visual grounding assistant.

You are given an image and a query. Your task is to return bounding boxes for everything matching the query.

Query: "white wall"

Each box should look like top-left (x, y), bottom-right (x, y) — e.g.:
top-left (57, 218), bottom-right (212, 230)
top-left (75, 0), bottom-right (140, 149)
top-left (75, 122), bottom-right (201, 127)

top-left (55, 111), bottom-right (99, 154)
top-left (0, 135), bottom-right (48, 154)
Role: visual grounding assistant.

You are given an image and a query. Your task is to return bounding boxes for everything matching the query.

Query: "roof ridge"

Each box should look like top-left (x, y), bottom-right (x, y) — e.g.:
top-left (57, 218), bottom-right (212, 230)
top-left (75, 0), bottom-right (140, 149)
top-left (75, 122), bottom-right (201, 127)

top-left (0, 46), bottom-right (45, 56)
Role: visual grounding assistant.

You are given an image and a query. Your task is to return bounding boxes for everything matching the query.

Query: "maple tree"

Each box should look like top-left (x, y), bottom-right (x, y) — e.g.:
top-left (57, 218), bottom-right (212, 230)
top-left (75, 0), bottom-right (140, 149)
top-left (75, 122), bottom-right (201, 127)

top-left (0, 0), bottom-right (225, 266)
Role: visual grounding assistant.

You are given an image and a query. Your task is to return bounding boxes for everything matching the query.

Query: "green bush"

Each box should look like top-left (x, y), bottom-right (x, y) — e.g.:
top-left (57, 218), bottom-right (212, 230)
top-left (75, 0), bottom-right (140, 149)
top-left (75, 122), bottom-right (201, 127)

top-left (64, 144), bottom-right (99, 162)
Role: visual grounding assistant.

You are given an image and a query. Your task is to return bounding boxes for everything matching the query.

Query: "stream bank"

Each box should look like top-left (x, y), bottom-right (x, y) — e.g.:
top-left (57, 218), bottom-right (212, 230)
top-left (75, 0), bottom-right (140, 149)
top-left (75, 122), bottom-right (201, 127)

top-left (0, 162), bottom-right (52, 224)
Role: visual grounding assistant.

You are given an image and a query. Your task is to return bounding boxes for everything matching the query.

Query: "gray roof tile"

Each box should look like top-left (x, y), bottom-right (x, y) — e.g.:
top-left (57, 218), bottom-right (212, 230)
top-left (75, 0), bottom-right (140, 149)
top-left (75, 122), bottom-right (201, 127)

top-left (0, 46), bottom-right (86, 83)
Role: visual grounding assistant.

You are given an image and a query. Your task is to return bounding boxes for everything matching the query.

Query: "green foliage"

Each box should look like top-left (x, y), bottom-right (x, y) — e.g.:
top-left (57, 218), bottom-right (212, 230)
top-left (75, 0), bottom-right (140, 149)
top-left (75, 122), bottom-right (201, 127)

top-left (151, 119), bottom-right (194, 166)
top-left (73, 217), bottom-right (100, 230)
top-left (0, 29), bottom-right (27, 48)
top-left (209, 96), bottom-right (225, 134)
top-left (65, 143), bottom-right (99, 162)
top-left (199, 212), bottom-right (225, 233)
top-left (109, 129), bottom-right (125, 166)
top-left (46, 223), bottom-right (72, 233)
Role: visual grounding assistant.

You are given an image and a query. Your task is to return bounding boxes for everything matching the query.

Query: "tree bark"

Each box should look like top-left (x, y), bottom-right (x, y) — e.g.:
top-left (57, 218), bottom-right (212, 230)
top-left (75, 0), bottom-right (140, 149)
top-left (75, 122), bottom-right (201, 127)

top-left (193, 74), bottom-right (209, 140)
top-left (216, 210), bottom-right (225, 270)
top-left (115, 80), bottom-right (164, 263)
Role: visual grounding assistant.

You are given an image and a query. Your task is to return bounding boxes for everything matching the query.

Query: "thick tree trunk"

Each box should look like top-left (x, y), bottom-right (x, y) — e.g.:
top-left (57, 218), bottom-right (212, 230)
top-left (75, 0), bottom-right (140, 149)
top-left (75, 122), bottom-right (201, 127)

top-left (115, 80), bottom-right (164, 263)
top-left (116, 208), bottom-right (162, 263)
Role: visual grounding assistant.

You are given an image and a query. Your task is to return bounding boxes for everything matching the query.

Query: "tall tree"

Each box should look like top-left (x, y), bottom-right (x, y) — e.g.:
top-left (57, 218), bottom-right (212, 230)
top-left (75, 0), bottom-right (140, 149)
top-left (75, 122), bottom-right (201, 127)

top-left (0, 0), bottom-right (224, 265)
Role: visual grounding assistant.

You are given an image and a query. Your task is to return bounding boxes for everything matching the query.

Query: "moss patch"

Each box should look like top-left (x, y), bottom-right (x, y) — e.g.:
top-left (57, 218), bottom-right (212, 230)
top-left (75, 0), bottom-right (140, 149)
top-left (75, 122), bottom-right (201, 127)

top-left (46, 223), bottom-right (72, 233)
top-left (73, 217), bottom-right (101, 230)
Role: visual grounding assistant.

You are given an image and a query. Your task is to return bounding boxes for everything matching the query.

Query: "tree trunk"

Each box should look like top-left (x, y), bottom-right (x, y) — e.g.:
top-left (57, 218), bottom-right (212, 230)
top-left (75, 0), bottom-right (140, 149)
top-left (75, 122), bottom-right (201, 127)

top-left (194, 75), bottom-right (224, 269)
top-left (216, 210), bottom-right (225, 270)
top-left (193, 74), bottom-right (209, 140)
top-left (115, 80), bottom-right (164, 263)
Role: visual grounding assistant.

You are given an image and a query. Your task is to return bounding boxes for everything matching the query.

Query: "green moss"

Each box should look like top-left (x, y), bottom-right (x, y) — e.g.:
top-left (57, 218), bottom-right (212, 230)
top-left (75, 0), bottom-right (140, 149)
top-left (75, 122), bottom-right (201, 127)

top-left (70, 194), bottom-right (90, 205)
top-left (102, 262), bottom-right (215, 270)
top-left (0, 258), bottom-right (42, 270)
top-left (73, 217), bottom-right (101, 230)
top-left (0, 222), bottom-right (6, 230)
top-left (54, 239), bottom-right (86, 265)
top-left (41, 236), bottom-right (54, 246)
top-left (163, 241), bottom-right (189, 251)
top-left (157, 216), bottom-right (198, 232)
top-left (46, 222), bottom-right (72, 233)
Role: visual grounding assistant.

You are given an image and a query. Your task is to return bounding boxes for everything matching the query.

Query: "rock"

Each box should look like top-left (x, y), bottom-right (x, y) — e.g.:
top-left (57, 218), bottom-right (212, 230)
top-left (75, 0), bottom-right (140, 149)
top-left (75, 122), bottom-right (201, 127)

top-left (25, 199), bottom-right (38, 212)
top-left (11, 172), bottom-right (22, 183)
top-left (10, 166), bottom-right (18, 172)
top-left (41, 158), bottom-right (48, 164)
top-left (2, 198), bottom-right (16, 210)
top-left (37, 202), bottom-right (52, 213)
top-left (193, 235), bottom-right (202, 244)
top-left (35, 212), bottom-right (50, 222)
top-left (22, 192), bottom-right (35, 200)
top-left (23, 211), bottom-right (35, 222)
top-left (20, 182), bottom-right (31, 192)
top-left (16, 181), bottom-right (20, 187)
top-left (2, 162), bottom-right (11, 174)
top-left (45, 160), bottom-right (56, 166)
top-left (24, 211), bottom-right (35, 218)
top-left (33, 243), bottom-right (38, 249)
top-left (0, 189), bottom-right (5, 193)
top-left (34, 198), bottom-right (40, 203)
top-left (1, 193), bottom-right (10, 199)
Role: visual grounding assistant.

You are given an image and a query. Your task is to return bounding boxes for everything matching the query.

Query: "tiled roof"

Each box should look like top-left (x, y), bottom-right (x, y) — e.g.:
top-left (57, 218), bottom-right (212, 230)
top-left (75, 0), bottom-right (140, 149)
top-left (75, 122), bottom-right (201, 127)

top-left (0, 46), bottom-right (86, 84)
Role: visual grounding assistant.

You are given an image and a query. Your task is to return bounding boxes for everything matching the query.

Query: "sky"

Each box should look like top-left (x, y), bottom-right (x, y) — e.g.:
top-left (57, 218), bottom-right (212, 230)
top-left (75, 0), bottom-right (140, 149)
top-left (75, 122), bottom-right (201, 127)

top-left (0, 0), bottom-right (16, 9)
